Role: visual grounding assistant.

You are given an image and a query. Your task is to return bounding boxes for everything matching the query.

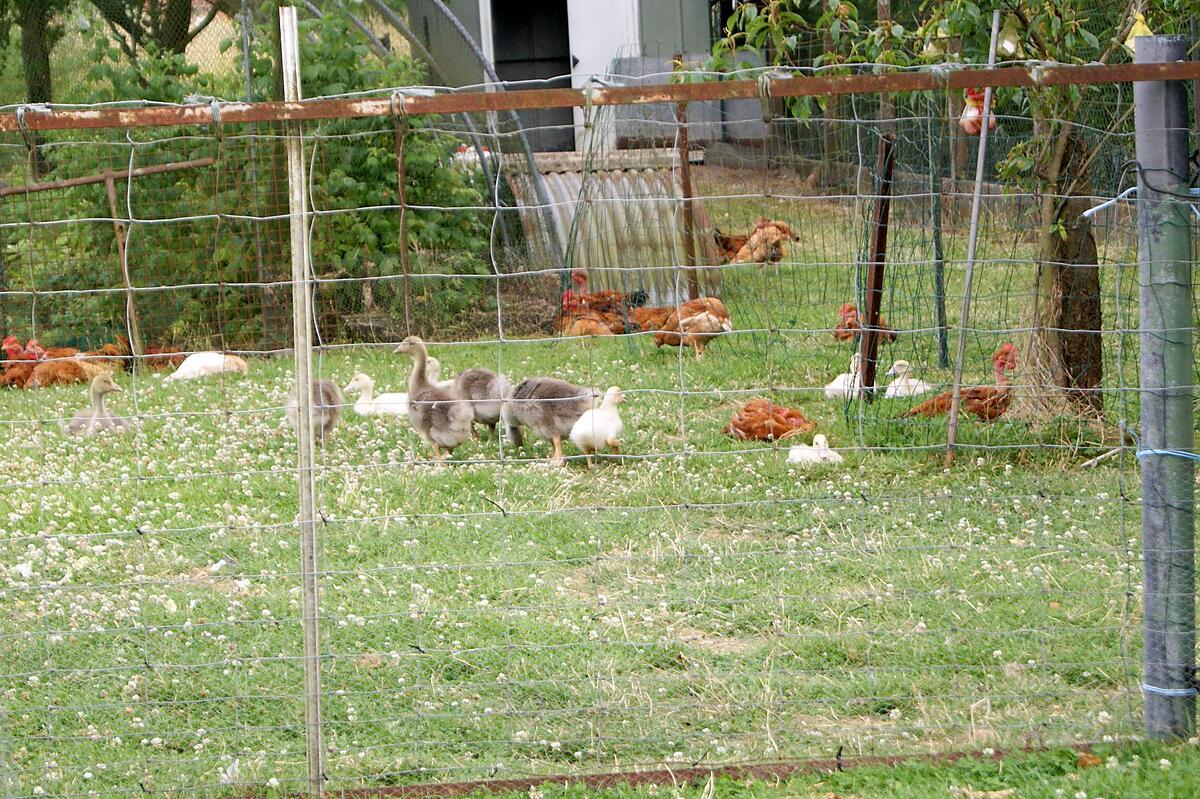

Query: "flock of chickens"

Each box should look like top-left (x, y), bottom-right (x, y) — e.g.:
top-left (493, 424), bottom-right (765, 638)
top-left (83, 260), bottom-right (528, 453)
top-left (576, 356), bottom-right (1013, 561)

top-left (0, 334), bottom-right (184, 389)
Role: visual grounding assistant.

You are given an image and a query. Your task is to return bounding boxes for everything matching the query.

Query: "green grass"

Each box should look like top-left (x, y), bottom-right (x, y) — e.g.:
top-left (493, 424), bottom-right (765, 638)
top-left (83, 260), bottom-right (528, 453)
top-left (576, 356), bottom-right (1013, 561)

top-left (0, 196), bottom-right (1172, 797)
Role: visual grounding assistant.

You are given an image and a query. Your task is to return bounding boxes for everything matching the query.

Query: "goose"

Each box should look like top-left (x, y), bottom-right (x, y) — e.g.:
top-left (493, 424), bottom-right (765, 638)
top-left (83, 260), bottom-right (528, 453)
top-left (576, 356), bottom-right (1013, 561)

top-left (343, 373), bottom-right (408, 416)
top-left (824, 353), bottom-right (863, 400)
top-left (503, 377), bottom-right (599, 466)
top-left (393, 336), bottom-right (474, 459)
top-left (285, 379), bottom-right (343, 444)
top-left (63, 374), bottom-right (129, 436)
top-left (884, 360), bottom-right (933, 398)
top-left (787, 434), bottom-right (843, 465)
top-left (452, 368), bottom-right (512, 437)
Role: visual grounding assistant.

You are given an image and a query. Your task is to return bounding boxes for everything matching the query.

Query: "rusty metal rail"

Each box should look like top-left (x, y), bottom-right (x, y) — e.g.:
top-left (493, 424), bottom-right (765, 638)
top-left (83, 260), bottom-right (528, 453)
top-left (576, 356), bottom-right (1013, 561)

top-left (2, 61), bottom-right (1199, 133)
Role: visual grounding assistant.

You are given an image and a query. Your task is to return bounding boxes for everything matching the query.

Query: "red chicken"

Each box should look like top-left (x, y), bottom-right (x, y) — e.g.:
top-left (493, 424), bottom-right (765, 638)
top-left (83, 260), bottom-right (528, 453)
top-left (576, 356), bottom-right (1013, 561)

top-left (723, 398), bottom-right (817, 441)
top-left (902, 343), bottom-right (1018, 421)
top-left (832, 302), bottom-right (898, 344)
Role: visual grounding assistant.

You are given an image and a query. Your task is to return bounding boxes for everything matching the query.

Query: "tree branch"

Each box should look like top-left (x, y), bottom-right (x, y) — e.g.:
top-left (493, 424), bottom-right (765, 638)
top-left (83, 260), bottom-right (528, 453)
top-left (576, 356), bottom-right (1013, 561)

top-left (185, 2), bottom-right (223, 45)
top-left (87, 0), bottom-right (141, 46)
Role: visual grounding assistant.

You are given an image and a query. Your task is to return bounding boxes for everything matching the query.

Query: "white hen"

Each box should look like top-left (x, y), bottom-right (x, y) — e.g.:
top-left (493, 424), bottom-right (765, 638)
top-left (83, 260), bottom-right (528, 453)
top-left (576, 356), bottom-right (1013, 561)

top-left (164, 352), bottom-right (248, 382)
top-left (787, 434), bottom-right (844, 465)
top-left (824, 353), bottom-right (863, 399)
top-left (343, 372), bottom-right (408, 416)
top-left (884, 360), bottom-right (933, 398)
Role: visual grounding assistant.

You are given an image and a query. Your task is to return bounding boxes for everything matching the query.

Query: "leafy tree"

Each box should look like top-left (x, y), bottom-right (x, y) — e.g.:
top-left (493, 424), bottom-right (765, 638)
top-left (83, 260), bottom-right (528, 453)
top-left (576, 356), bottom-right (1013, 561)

top-left (714, 0), bottom-right (1193, 416)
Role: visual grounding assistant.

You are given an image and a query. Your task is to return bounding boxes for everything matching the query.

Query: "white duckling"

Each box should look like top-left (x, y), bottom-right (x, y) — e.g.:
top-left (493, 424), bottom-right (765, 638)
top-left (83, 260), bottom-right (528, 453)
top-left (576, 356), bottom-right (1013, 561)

top-left (787, 434), bottom-right (843, 465)
top-left (343, 372), bottom-right (408, 416)
top-left (569, 385), bottom-right (624, 468)
top-left (426, 356), bottom-right (453, 389)
top-left (824, 353), bottom-right (863, 399)
top-left (884, 359), bottom-right (933, 398)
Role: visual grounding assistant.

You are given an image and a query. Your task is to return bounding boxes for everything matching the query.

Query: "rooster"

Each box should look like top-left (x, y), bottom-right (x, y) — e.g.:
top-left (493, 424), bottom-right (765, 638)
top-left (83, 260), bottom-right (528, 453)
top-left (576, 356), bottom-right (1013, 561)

top-left (902, 343), bottom-right (1018, 421)
top-left (723, 398), bottom-right (816, 441)
top-left (731, 218), bottom-right (799, 264)
top-left (833, 302), bottom-right (898, 344)
top-left (636, 297), bottom-right (734, 358)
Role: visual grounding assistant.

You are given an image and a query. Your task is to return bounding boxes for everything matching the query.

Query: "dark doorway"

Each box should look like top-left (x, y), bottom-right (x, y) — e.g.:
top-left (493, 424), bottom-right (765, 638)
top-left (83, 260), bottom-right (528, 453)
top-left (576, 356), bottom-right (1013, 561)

top-left (490, 0), bottom-right (574, 151)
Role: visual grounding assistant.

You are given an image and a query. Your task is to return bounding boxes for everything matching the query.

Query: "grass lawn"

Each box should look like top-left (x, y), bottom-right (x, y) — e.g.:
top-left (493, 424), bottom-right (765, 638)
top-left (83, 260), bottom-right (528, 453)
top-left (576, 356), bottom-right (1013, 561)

top-left (0, 163), bottom-right (1181, 799)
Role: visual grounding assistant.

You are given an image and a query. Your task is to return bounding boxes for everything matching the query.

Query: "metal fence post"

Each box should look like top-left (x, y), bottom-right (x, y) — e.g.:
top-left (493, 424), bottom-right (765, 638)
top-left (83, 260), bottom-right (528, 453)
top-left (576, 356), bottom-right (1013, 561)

top-left (1133, 33), bottom-right (1196, 740)
top-left (279, 6), bottom-right (326, 793)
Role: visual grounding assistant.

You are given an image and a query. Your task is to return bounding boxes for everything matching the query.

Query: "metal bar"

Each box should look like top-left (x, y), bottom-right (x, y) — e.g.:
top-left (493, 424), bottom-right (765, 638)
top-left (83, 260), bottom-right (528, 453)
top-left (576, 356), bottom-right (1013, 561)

top-left (0, 157), bottom-right (215, 198)
top-left (1134, 33), bottom-right (1196, 741)
top-left (324, 742), bottom-right (1104, 799)
top-left (102, 171), bottom-right (144, 369)
top-left (393, 113), bottom-right (413, 335)
top-left (930, 113), bottom-right (949, 368)
top-left (944, 9), bottom-right (1001, 468)
top-left (279, 7), bottom-right (325, 795)
top-left (6, 62), bottom-right (1200, 133)
top-left (858, 132), bottom-right (896, 398)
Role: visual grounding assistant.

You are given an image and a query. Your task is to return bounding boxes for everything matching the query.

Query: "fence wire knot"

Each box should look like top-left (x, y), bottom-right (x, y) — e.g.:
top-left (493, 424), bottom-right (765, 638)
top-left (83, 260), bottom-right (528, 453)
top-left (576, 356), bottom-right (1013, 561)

top-left (757, 72), bottom-right (774, 123)
top-left (14, 103), bottom-right (50, 150)
top-left (390, 90), bottom-right (409, 123)
top-left (1142, 683), bottom-right (1198, 698)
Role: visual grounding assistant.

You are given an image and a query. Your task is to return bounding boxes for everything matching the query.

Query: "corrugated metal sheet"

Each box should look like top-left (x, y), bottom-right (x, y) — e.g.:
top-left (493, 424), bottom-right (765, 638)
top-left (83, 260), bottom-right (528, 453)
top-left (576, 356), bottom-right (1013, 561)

top-left (509, 152), bottom-right (721, 305)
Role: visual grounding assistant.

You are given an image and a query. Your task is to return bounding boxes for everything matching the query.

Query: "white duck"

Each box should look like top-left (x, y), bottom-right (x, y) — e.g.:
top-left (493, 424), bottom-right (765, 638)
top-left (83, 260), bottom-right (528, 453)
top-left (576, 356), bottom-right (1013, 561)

top-left (824, 353), bottom-right (863, 400)
top-left (164, 352), bottom-right (248, 382)
top-left (343, 372), bottom-right (408, 416)
top-left (787, 434), bottom-right (844, 465)
top-left (884, 359), bottom-right (933, 398)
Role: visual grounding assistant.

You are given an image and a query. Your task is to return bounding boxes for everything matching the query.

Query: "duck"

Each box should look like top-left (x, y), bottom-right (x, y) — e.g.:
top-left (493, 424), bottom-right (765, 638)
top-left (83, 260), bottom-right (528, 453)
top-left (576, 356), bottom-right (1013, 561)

top-left (425, 356), bottom-right (453, 389)
top-left (63, 374), bottom-right (129, 436)
top-left (285, 379), bottom-right (343, 445)
top-left (451, 368), bottom-right (512, 437)
top-left (163, 351), bottom-right (248, 382)
top-left (884, 360), bottom-right (933, 398)
top-left (343, 372), bottom-right (408, 416)
top-left (824, 353), bottom-right (863, 400)
top-left (786, 434), bottom-right (843, 465)
top-left (393, 336), bottom-right (474, 460)
top-left (569, 385), bottom-right (624, 468)
top-left (503, 377), bottom-right (599, 466)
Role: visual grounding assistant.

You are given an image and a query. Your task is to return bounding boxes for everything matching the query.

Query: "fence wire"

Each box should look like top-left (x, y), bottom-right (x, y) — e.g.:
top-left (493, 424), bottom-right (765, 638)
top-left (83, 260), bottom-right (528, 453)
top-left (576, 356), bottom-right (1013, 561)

top-left (0, 67), bottom-right (1195, 799)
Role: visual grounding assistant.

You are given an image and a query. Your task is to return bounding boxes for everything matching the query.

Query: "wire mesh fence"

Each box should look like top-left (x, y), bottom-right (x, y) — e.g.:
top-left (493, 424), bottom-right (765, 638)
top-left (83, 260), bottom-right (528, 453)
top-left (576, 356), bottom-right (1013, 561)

top-left (0, 55), bottom-right (1195, 799)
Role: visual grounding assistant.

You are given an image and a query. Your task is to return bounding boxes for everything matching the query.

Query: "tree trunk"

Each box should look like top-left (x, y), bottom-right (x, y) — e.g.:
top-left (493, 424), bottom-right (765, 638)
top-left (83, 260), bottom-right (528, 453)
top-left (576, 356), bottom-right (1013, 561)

top-left (1023, 196), bottom-right (1105, 416)
top-left (15, 0), bottom-right (54, 176)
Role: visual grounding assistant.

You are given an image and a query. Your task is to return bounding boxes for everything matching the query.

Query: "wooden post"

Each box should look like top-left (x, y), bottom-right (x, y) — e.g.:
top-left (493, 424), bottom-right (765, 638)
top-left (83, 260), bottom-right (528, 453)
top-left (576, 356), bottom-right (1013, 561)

top-left (103, 171), bottom-right (144, 368)
top-left (674, 55), bottom-right (699, 301)
top-left (392, 105), bottom-right (413, 335)
top-left (279, 7), bottom-right (325, 797)
top-left (858, 133), bottom-right (896, 398)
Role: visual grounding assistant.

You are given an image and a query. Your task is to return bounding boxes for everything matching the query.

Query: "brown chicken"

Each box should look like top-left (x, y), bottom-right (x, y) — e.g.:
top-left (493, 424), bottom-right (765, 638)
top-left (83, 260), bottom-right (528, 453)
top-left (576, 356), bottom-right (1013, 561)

top-left (113, 335), bottom-right (185, 370)
top-left (628, 305), bottom-right (673, 334)
top-left (723, 398), bottom-right (817, 441)
top-left (731, 218), bottom-right (799, 264)
top-left (902, 343), bottom-right (1018, 421)
top-left (714, 229), bottom-right (751, 262)
top-left (26, 358), bottom-right (113, 388)
top-left (833, 302), bottom-right (898, 344)
top-left (0, 362), bottom-right (34, 388)
top-left (561, 311), bottom-right (618, 338)
top-left (645, 297), bottom-right (733, 358)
